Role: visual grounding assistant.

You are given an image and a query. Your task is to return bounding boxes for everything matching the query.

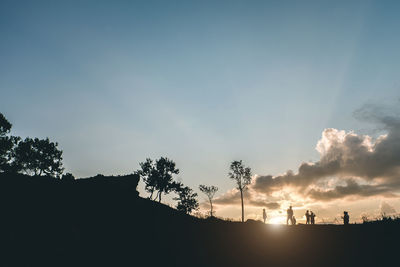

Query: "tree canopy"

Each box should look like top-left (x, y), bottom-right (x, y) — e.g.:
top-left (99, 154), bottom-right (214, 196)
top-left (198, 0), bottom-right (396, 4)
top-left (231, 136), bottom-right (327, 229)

top-left (0, 113), bottom-right (19, 172)
top-left (136, 158), bottom-right (158, 199)
top-left (0, 112), bottom-right (65, 177)
top-left (137, 157), bottom-right (180, 202)
top-left (0, 113), bottom-right (12, 135)
top-left (174, 183), bottom-right (199, 214)
top-left (15, 137), bottom-right (64, 177)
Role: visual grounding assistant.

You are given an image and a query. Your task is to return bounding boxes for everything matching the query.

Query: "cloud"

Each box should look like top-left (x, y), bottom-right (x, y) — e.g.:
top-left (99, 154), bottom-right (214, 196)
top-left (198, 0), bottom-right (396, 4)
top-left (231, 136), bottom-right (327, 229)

top-left (249, 200), bottom-right (280, 209)
top-left (308, 179), bottom-right (398, 201)
top-left (213, 102), bottom-right (400, 214)
top-left (380, 201), bottom-right (396, 215)
top-left (251, 102), bottom-right (400, 202)
top-left (213, 188), bottom-right (280, 209)
top-left (213, 189), bottom-right (241, 205)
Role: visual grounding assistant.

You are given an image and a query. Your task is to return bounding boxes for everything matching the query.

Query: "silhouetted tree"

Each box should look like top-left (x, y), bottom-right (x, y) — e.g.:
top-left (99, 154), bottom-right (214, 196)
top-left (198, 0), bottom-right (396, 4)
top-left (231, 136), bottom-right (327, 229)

top-left (61, 172), bottom-right (75, 181)
top-left (0, 113), bottom-right (11, 135)
top-left (199, 184), bottom-right (218, 217)
top-left (174, 183), bottom-right (199, 214)
top-left (136, 158), bottom-right (158, 199)
top-left (15, 137), bottom-right (64, 177)
top-left (0, 113), bottom-right (20, 173)
top-left (0, 113), bottom-right (12, 171)
top-left (228, 160), bottom-right (252, 222)
top-left (137, 157), bottom-right (179, 202)
top-left (154, 157), bottom-right (179, 202)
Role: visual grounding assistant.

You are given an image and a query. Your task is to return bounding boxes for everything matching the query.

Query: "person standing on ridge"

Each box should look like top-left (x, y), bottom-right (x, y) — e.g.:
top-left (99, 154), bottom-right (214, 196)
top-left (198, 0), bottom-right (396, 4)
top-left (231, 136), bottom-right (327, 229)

top-left (263, 209), bottom-right (267, 224)
top-left (287, 206), bottom-right (294, 225)
top-left (310, 211), bottom-right (316, 224)
top-left (305, 210), bottom-right (310, 224)
top-left (343, 211), bottom-right (349, 225)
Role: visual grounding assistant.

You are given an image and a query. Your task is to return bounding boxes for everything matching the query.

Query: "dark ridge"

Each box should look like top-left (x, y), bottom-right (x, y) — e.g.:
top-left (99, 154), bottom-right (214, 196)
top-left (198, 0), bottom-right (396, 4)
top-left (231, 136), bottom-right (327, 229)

top-left (0, 173), bottom-right (399, 267)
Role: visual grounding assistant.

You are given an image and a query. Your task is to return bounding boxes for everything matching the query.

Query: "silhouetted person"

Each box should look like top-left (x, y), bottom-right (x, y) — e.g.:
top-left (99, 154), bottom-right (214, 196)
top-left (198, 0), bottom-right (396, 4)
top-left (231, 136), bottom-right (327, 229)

top-left (263, 209), bottom-right (267, 224)
top-left (343, 211), bottom-right (349, 225)
top-left (310, 211), bottom-right (316, 224)
top-left (292, 216), bottom-right (296, 225)
top-left (287, 206), bottom-right (294, 225)
top-left (305, 210), bottom-right (310, 224)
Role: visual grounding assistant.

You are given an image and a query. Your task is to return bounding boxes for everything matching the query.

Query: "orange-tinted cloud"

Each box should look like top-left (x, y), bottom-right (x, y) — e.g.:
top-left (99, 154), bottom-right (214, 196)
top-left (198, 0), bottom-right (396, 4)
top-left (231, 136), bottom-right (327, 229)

top-left (217, 103), bottom-right (400, 209)
top-left (213, 188), bottom-right (280, 209)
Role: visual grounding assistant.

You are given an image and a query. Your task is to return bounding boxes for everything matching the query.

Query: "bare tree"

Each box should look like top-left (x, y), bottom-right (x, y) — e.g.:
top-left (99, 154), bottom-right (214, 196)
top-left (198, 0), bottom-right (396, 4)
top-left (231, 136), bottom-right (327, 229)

top-left (228, 160), bottom-right (252, 222)
top-left (199, 184), bottom-right (218, 217)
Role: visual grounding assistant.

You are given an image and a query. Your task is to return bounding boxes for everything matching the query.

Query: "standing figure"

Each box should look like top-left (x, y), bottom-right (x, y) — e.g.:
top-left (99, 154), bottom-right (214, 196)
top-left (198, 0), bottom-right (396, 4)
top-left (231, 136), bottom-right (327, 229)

top-left (305, 210), bottom-right (310, 224)
top-left (287, 206), bottom-right (294, 225)
top-left (310, 211), bottom-right (316, 224)
top-left (263, 209), bottom-right (267, 224)
top-left (292, 216), bottom-right (296, 225)
top-left (343, 211), bottom-right (349, 225)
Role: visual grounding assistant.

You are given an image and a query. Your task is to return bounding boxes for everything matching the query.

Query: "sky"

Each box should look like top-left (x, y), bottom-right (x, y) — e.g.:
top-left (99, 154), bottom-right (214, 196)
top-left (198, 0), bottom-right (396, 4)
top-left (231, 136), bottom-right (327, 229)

top-left (1, 0), bottom-right (400, 223)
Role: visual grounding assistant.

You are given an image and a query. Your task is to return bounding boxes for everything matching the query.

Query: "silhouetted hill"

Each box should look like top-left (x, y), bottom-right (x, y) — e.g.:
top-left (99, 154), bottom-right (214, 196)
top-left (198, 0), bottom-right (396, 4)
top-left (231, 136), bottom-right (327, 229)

top-left (0, 173), bottom-right (399, 267)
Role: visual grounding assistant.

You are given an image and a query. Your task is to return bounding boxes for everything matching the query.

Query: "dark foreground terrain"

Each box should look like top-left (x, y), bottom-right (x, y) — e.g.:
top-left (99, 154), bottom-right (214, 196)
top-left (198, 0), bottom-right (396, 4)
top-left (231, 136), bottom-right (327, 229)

top-left (0, 173), bottom-right (399, 267)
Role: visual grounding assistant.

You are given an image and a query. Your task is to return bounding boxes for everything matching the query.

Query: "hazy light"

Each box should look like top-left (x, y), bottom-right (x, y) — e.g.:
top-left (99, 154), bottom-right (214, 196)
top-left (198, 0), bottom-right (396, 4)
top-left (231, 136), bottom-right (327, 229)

top-left (268, 216), bottom-right (286, 225)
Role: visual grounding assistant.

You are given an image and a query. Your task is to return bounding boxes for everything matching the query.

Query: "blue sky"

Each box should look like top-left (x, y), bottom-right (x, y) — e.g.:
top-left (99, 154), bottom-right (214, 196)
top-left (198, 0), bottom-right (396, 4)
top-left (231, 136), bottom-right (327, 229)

top-left (1, 0), bottom-right (400, 211)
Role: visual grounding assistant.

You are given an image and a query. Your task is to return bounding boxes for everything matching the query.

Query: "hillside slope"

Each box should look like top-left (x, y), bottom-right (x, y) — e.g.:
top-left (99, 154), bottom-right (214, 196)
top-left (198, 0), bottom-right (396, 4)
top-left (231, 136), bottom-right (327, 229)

top-left (0, 173), bottom-right (399, 267)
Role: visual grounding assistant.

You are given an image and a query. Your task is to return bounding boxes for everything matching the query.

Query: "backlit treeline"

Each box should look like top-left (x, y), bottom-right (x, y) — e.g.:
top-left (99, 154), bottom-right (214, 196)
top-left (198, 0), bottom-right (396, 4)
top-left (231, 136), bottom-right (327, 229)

top-left (134, 157), bottom-right (252, 219)
top-left (0, 112), bottom-right (67, 178)
top-left (1, 112), bottom-right (254, 220)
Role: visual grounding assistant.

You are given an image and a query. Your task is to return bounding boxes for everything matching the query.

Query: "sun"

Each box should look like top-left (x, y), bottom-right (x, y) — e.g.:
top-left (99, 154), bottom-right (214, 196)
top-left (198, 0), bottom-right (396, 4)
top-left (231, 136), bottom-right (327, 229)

top-left (268, 216), bottom-right (286, 225)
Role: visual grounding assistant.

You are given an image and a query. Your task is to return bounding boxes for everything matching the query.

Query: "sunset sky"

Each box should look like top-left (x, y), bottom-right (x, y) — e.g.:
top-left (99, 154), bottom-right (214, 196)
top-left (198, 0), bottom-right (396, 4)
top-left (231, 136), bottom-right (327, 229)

top-left (1, 0), bottom-right (400, 223)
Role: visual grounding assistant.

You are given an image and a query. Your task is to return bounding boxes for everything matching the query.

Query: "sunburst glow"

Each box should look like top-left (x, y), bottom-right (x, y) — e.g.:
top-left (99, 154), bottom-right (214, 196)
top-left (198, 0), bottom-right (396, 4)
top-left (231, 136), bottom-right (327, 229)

top-left (268, 216), bottom-right (286, 225)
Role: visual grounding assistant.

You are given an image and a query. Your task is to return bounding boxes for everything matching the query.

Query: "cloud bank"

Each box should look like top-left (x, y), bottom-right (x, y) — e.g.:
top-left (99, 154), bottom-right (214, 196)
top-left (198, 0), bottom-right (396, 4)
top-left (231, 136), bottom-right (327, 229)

top-left (213, 188), bottom-right (280, 209)
top-left (215, 103), bottom-right (400, 211)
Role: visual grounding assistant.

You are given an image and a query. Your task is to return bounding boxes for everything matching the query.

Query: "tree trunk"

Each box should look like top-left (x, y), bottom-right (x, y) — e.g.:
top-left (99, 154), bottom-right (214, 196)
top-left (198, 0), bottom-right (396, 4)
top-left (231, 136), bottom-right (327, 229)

top-left (209, 199), bottom-right (213, 217)
top-left (158, 191), bottom-right (162, 202)
top-left (240, 189), bottom-right (244, 222)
